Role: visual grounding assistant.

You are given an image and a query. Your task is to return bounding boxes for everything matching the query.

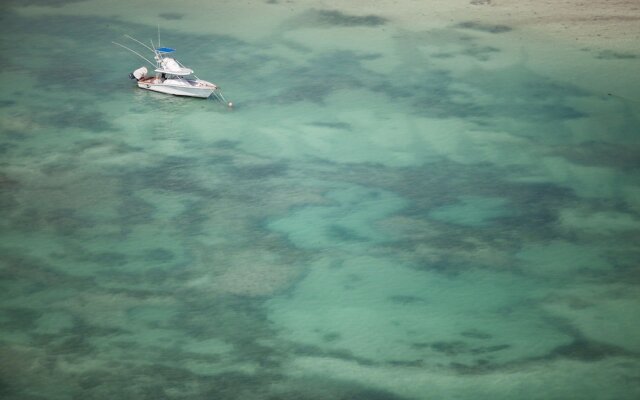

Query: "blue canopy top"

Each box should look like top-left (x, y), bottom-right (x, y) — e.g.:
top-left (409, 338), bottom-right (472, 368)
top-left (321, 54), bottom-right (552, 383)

top-left (156, 47), bottom-right (175, 54)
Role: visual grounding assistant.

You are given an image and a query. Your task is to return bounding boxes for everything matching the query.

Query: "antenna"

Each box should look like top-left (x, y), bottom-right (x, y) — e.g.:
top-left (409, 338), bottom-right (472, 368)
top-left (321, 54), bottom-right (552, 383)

top-left (157, 24), bottom-right (161, 48)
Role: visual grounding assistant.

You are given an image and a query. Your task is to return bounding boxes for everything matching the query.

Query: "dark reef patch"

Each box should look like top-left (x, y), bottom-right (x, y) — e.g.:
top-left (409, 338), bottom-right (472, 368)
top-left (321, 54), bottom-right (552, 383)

top-left (327, 224), bottom-right (368, 242)
top-left (1, 0), bottom-right (88, 7)
top-left (524, 79), bottom-right (588, 99)
top-left (531, 104), bottom-right (586, 120)
top-left (0, 189), bottom-right (18, 212)
top-left (0, 173), bottom-right (19, 190)
top-left (391, 64), bottom-right (590, 125)
top-left (173, 200), bottom-right (208, 236)
top-left (429, 340), bottom-right (469, 355)
top-left (549, 338), bottom-right (631, 361)
top-left (199, 371), bottom-right (283, 399)
top-left (0, 251), bottom-right (88, 291)
top-left (268, 50), bottom-right (372, 104)
top-left (9, 207), bottom-right (63, 233)
top-left (388, 359), bottom-right (424, 367)
top-left (289, 342), bottom-right (376, 366)
top-left (228, 161), bottom-right (289, 180)
top-left (460, 329), bottom-right (492, 339)
top-left (387, 161), bottom-right (575, 231)
top-left (273, 81), bottom-right (337, 104)
top-left (46, 208), bottom-right (96, 235)
top-left (47, 335), bottom-right (95, 356)
top-left (596, 50), bottom-right (638, 60)
top-left (123, 156), bottom-right (215, 196)
top-left (213, 139), bottom-right (241, 149)
top-left (158, 12), bottom-right (184, 20)
top-left (0, 174), bottom-right (20, 213)
top-left (0, 307), bottom-right (41, 331)
top-left (372, 68), bottom-right (490, 120)
top-left (280, 38), bottom-right (314, 53)
top-left (72, 364), bottom-right (202, 399)
top-left (450, 359), bottom-right (496, 374)
top-left (143, 248), bottom-right (175, 262)
top-left (322, 332), bottom-right (341, 342)
top-left (388, 295), bottom-right (428, 305)
top-left (554, 141), bottom-right (640, 169)
top-left (171, 297), bottom-right (275, 353)
top-left (87, 251), bottom-right (128, 267)
top-left (456, 67), bottom-right (588, 123)
top-left (471, 344), bottom-right (511, 354)
top-left (457, 21), bottom-right (512, 34)
top-left (337, 159), bottom-right (584, 277)
top-left (117, 196), bottom-right (156, 225)
top-left (462, 44), bottom-right (500, 61)
top-left (272, 378), bottom-right (417, 400)
top-left (308, 121), bottom-right (353, 130)
top-left (33, 106), bottom-right (116, 132)
top-left (305, 9), bottom-right (388, 27)
top-left (431, 52), bottom-right (456, 59)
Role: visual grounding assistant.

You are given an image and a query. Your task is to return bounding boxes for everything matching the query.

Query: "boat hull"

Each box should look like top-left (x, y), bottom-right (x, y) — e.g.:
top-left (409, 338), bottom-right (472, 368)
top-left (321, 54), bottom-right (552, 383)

top-left (137, 81), bottom-right (216, 98)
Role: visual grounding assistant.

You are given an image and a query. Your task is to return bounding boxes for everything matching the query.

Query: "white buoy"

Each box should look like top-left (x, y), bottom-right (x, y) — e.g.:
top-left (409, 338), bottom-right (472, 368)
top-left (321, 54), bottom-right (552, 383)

top-left (228, 102), bottom-right (233, 108)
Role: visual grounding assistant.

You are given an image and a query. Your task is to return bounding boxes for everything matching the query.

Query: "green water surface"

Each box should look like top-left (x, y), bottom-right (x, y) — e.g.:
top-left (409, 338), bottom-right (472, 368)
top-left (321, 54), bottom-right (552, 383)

top-left (1, 1), bottom-right (639, 399)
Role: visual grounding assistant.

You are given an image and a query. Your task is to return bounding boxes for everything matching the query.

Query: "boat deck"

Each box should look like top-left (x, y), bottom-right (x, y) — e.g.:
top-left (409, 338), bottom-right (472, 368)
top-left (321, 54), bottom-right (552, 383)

top-left (139, 77), bottom-right (160, 84)
top-left (138, 76), bottom-right (216, 89)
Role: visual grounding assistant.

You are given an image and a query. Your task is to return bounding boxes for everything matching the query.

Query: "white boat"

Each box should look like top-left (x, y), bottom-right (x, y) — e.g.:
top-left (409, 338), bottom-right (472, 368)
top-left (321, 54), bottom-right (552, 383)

top-left (114, 34), bottom-right (231, 104)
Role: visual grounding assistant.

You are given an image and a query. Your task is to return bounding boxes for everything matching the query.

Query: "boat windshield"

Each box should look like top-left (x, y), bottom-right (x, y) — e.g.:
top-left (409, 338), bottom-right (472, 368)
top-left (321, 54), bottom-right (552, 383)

top-left (155, 57), bottom-right (193, 75)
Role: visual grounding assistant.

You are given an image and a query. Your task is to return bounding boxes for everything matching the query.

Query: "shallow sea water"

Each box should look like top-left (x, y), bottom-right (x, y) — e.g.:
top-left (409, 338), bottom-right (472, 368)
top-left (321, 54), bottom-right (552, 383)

top-left (1, 1), bottom-right (640, 399)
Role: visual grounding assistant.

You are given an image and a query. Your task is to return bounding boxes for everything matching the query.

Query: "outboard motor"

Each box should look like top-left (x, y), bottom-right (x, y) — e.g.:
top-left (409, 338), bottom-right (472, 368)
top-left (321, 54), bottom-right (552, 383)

top-left (130, 66), bottom-right (148, 81)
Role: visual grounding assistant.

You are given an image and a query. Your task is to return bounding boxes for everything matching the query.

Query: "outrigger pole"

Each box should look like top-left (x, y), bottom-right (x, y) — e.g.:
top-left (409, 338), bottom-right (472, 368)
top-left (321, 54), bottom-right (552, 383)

top-left (112, 41), bottom-right (155, 67)
top-left (124, 34), bottom-right (155, 53)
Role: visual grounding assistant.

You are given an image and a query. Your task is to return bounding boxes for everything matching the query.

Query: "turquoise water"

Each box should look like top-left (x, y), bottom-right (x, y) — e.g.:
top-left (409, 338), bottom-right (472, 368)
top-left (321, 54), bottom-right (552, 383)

top-left (1, 1), bottom-right (640, 399)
